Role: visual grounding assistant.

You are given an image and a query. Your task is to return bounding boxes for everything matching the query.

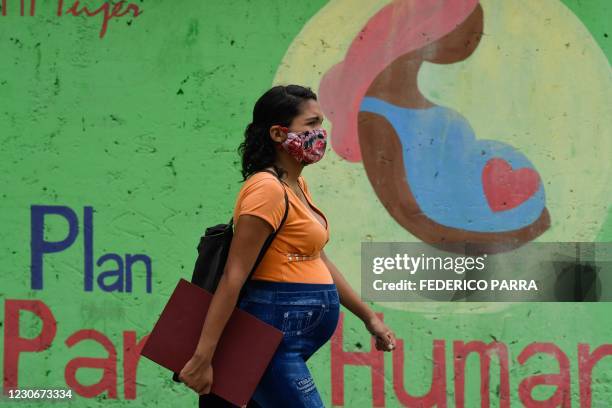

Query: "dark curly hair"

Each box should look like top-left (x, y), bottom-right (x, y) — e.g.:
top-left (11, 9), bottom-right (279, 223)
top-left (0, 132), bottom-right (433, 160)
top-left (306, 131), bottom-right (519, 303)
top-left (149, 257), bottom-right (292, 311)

top-left (237, 84), bottom-right (317, 182)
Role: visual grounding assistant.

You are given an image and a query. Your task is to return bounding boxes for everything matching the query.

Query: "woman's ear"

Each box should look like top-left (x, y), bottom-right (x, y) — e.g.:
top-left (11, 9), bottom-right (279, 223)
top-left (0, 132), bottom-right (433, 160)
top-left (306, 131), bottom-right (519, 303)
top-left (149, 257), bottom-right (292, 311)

top-left (269, 125), bottom-right (287, 143)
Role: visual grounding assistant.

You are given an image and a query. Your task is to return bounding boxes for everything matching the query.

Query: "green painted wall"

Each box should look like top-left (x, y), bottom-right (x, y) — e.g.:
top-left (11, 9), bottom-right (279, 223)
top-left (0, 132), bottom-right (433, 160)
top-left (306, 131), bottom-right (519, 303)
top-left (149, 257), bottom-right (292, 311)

top-left (1, 0), bottom-right (610, 406)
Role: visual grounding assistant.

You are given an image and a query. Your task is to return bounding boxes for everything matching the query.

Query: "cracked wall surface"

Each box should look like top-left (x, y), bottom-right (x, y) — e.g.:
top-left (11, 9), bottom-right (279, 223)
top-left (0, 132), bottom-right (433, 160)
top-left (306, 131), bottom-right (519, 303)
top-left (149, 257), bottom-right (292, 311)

top-left (1, 0), bottom-right (611, 406)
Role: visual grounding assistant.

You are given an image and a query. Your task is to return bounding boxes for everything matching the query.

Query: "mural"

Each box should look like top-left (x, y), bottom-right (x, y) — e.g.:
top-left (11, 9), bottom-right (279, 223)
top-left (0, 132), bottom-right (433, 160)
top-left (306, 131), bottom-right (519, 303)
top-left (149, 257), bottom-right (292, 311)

top-left (1, 0), bottom-right (611, 406)
top-left (319, 0), bottom-right (549, 251)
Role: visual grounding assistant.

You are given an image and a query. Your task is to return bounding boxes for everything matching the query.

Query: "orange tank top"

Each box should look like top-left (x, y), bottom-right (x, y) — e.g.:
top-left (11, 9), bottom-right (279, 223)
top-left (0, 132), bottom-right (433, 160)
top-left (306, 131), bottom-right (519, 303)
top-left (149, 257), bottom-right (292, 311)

top-left (232, 171), bottom-right (333, 284)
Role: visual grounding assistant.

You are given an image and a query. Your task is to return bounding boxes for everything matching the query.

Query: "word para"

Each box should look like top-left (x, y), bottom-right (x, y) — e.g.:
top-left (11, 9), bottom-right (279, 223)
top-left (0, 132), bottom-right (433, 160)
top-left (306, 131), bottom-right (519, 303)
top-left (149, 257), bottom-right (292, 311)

top-left (3, 299), bottom-right (147, 399)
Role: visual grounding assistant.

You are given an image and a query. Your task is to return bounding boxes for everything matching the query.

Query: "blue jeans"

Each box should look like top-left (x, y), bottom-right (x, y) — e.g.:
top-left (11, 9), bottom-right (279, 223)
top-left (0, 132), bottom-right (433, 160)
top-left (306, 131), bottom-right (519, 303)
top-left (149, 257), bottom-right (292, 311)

top-left (237, 280), bottom-right (340, 408)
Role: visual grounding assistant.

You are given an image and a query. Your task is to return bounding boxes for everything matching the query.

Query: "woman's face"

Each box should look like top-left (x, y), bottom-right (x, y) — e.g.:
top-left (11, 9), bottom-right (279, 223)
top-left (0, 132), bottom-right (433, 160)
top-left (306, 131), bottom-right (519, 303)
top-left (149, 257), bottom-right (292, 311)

top-left (267, 98), bottom-right (327, 166)
top-left (420, 3), bottom-right (484, 64)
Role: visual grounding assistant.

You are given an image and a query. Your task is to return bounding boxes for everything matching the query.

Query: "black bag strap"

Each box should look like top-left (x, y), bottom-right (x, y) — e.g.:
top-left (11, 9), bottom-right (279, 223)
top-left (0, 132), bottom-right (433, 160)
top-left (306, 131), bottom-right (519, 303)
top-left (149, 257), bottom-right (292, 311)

top-left (234, 169), bottom-right (290, 302)
top-left (171, 170), bottom-right (289, 384)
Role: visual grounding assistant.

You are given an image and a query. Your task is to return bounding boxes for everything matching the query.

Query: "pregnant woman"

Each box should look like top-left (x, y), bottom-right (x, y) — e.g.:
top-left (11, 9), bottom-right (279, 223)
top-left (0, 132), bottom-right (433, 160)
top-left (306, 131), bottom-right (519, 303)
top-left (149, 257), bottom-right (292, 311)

top-left (179, 84), bottom-right (397, 407)
top-left (319, 0), bottom-right (550, 252)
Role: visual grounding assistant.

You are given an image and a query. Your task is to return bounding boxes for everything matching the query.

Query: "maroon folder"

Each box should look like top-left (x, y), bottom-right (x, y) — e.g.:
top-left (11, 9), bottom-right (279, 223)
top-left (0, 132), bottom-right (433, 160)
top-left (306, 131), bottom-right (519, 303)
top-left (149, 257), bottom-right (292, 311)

top-left (141, 278), bottom-right (284, 406)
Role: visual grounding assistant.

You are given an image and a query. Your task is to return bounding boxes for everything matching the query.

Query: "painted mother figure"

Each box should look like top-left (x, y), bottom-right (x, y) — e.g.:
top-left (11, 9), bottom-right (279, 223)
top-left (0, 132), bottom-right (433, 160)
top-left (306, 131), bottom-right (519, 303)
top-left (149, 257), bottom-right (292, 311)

top-left (319, 0), bottom-right (550, 251)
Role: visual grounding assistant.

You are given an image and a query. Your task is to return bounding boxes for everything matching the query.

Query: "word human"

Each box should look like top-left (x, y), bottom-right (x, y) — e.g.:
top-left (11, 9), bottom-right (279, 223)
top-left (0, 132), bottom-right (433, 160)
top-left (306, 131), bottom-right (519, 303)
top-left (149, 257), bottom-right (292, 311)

top-left (330, 312), bottom-right (611, 407)
top-left (1, 0), bottom-right (142, 38)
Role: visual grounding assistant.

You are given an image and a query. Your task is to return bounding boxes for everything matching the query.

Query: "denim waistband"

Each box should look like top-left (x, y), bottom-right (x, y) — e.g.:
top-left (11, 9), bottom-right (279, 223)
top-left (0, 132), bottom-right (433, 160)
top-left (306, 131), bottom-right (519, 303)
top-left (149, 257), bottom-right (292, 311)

top-left (246, 280), bottom-right (337, 292)
top-left (241, 279), bottom-right (340, 305)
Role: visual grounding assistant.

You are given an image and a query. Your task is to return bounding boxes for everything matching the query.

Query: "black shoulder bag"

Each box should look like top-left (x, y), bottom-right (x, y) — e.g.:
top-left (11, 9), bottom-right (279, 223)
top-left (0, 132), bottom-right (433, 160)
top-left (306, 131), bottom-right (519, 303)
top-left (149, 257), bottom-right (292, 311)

top-left (171, 169), bottom-right (289, 393)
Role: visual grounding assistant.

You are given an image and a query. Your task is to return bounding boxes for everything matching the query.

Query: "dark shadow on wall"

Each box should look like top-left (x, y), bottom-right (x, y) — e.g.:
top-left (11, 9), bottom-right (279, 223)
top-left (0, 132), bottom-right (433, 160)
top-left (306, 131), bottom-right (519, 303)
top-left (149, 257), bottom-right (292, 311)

top-left (553, 261), bottom-right (602, 301)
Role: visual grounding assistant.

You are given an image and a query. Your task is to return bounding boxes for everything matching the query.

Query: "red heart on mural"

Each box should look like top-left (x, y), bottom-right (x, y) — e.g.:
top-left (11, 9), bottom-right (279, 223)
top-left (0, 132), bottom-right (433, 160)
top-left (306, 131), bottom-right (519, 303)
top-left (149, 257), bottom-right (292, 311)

top-left (482, 158), bottom-right (540, 212)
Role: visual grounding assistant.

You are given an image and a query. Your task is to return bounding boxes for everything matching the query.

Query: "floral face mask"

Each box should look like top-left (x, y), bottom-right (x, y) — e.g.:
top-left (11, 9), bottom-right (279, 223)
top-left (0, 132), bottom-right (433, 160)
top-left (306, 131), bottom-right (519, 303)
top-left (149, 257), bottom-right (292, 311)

top-left (278, 127), bottom-right (328, 165)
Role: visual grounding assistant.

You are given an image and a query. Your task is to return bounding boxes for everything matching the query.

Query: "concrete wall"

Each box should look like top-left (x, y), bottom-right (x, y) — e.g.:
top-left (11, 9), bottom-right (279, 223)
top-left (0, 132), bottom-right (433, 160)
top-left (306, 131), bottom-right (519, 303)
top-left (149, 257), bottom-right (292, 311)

top-left (1, 0), bottom-right (610, 406)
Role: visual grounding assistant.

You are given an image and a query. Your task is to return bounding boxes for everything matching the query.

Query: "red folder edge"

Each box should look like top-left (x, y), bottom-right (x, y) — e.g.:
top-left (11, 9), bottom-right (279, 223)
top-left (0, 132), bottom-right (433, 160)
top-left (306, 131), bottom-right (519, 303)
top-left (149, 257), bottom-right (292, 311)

top-left (141, 278), bottom-right (284, 406)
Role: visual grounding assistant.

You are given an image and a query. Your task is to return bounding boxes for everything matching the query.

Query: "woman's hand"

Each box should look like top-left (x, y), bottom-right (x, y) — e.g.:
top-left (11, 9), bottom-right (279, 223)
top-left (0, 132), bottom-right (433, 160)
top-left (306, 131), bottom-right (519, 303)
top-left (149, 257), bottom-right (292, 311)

top-left (364, 315), bottom-right (397, 351)
top-left (178, 353), bottom-right (214, 395)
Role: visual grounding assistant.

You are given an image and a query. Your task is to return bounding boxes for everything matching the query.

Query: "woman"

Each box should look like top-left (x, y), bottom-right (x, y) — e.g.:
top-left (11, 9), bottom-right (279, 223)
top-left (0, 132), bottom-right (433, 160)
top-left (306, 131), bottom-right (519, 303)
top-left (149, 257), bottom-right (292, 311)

top-left (179, 84), bottom-right (397, 407)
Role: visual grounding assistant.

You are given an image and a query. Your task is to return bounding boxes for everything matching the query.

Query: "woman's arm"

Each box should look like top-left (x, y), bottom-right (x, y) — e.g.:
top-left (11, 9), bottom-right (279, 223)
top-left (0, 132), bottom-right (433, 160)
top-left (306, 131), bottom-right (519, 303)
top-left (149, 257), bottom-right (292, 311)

top-left (321, 249), bottom-right (375, 322)
top-left (321, 249), bottom-right (396, 351)
top-left (179, 214), bottom-right (272, 394)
